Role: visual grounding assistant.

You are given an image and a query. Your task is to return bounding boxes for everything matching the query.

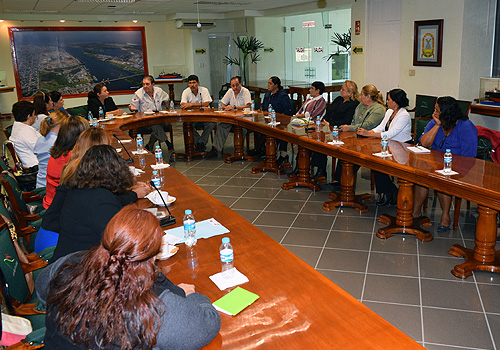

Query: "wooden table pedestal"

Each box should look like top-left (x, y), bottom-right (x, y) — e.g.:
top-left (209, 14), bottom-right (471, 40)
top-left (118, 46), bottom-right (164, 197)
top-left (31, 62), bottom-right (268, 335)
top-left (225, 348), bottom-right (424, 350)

top-left (223, 125), bottom-right (255, 163)
top-left (376, 179), bottom-right (433, 242)
top-left (322, 160), bottom-right (371, 213)
top-left (448, 205), bottom-right (500, 278)
top-left (174, 122), bottom-right (207, 161)
top-left (282, 146), bottom-right (320, 191)
top-left (251, 135), bottom-right (284, 175)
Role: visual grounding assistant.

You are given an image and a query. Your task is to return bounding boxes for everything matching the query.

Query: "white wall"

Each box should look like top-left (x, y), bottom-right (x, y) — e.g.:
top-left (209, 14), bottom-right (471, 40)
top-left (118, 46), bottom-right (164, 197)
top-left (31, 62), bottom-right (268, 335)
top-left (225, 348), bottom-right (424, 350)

top-left (253, 17), bottom-right (286, 82)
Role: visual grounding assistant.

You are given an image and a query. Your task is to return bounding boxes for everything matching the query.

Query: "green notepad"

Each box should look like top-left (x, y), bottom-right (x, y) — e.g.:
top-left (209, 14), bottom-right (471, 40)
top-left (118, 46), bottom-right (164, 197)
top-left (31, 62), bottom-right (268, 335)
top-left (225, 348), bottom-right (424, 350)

top-left (212, 287), bottom-right (259, 316)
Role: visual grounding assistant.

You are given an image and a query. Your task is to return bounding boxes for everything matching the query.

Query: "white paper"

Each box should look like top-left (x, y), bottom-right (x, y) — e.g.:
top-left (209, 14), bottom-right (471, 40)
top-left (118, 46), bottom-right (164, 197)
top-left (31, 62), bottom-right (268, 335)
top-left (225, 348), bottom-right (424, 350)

top-left (435, 169), bottom-right (459, 176)
top-left (267, 121), bottom-right (281, 126)
top-left (327, 141), bottom-right (344, 145)
top-left (372, 152), bottom-right (392, 158)
top-left (145, 191), bottom-right (176, 205)
top-left (118, 139), bottom-right (132, 143)
top-left (408, 146), bottom-right (431, 154)
top-left (151, 163), bottom-right (170, 170)
top-left (209, 268), bottom-right (249, 290)
top-left (132, 149), bottom-right (148, 155)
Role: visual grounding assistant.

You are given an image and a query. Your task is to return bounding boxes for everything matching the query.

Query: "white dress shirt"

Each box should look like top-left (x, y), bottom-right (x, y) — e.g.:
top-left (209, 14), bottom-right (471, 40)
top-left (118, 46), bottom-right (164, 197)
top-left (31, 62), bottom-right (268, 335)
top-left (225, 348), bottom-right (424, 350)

top-left (372, 108), bottom-right (411, 143)
top-left (220, 87), bottom-right (251, 107)
top-left (9, 121), bottom-right (41, 168)
top-left (181, 86), bottom-right (212, 104)
top-left (130, 86), bottom-right (169, 112)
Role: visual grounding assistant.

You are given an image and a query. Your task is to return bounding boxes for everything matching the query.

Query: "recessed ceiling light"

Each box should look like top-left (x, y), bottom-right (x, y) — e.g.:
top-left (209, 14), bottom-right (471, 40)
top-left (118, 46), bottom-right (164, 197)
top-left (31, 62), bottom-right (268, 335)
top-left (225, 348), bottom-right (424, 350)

top-left (76, 0), bottom-right (135, 2)
top-left (132, 20), bottom-right (138, 23)
top-left (108, 5), bottom-right (117, 8)
top-left (60, 19), bottom-right (66, 23)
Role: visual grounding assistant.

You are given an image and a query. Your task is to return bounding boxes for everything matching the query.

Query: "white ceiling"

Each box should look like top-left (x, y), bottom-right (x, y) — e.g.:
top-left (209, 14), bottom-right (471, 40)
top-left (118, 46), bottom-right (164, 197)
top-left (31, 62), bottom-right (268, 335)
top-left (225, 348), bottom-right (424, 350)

top-left (0, 0), bottom-right (330, 18)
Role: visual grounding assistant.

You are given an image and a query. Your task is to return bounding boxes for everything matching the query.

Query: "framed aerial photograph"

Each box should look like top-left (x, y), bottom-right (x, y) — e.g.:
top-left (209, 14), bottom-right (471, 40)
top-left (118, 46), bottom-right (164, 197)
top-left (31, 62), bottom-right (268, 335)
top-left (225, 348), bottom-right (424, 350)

top-left (9, 27), bottom-right (148, 99)
top-left (413, 19), bottom-right (443, 67)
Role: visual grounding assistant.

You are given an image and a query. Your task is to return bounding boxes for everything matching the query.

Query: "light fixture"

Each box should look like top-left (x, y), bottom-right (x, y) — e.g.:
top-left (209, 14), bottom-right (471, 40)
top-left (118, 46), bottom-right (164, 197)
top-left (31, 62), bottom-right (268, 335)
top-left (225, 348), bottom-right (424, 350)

top-left (196, 1), bottom-right (201, 28)
top-left (60, 19), bottom-right (66, 23)
top-left (133, 19), bottom-right (138, 23)
top-left (0, 20), bottom-right (4, 23)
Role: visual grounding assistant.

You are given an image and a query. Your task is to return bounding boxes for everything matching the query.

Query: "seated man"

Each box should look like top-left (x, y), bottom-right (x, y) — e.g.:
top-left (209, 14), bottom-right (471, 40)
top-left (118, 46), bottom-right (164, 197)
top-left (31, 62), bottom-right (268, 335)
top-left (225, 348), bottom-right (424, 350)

top-left (129, 75), bottom-right (174, 154)
top-left (9, 100), bottom-right (41, 168)
top-left (180, 74), bottom-right (214, 152)
top-left (205, 76), bottom-right (251, 158)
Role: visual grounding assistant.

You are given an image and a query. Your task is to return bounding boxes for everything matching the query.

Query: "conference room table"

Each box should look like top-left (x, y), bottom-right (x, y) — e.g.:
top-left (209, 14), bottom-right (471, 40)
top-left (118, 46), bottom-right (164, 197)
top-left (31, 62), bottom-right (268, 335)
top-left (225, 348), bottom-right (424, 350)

top-left (102, 108), bottom-right (500, 281)
top-left (103, 116), bottom-right (425, 349)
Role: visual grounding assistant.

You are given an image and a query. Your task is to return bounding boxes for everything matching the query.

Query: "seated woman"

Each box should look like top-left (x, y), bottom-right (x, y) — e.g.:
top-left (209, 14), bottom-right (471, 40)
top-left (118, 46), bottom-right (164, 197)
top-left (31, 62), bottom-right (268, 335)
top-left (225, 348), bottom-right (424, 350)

top-left (87, 83), bottom-right (123, 118)
top-left (49, 91), bottom-right (70, 115)
top-left (43, 116), bottom-right (89, 209)
top-left (357, 88), bottom-right (412, 205)
top-left (48, 145), bottom-right (149, 262)
top-left (32, 92), bottom-right (53, 132)
top-left (412, 96), bottom-right (477, 232)
top-left (310, 80), bottom-right (360, 179)
top-left (34, 110), bottom-right (68, 189)
top-left (35, 205), bottom-right (221, 349)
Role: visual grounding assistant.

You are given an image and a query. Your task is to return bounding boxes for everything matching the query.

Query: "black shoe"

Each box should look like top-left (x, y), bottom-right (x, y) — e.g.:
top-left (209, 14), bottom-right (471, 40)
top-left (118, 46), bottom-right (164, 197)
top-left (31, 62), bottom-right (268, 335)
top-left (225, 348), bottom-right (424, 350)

top-left (247, 148), bottom-right (264, 157)
top-left (288, 167), bottom-right (299, 176)
top-left (377, 192), bottom-right (397, 206)
top-left (313, 169), bottom-right (327, 179)
top-left (277, 155), bottom-right (289, 166)
top-left (165, 140), bottom-right (174, 150)
top-left (195, 142), bottom-right (205, 152)
top-left (205, 147), bottom-right (218, 159)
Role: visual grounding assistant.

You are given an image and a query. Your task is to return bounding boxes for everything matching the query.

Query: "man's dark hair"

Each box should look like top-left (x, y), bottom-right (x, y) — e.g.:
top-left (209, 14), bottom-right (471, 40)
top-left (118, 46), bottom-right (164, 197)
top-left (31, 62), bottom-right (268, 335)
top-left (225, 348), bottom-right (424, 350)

top-left (12, 100), bottom-right (35, 122)
top-left (187, 74), bottom-right (199, 83)
top-left (143, 75), bottom-right (155, 84)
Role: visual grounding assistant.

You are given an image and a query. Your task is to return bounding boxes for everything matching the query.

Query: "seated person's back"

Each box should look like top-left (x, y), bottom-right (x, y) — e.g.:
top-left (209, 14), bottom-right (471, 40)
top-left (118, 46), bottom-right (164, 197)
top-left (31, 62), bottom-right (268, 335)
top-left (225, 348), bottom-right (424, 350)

top-left (9, 100), bottom-right (41, 168)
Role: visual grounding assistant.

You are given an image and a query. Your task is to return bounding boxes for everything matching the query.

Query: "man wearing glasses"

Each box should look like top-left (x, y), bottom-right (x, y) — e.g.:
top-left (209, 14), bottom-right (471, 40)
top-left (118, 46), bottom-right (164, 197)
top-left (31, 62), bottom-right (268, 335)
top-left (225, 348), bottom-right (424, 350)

top-left (205, 76), bottom-right (251, 158)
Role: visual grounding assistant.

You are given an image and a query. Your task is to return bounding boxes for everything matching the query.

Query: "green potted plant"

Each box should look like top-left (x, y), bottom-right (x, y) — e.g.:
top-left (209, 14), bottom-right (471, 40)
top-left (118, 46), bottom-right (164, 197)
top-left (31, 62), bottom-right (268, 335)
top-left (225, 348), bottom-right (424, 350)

top-left (325, 29), bottom-right (351, 80)
top-left (223, 36), bottom-right (264, 85)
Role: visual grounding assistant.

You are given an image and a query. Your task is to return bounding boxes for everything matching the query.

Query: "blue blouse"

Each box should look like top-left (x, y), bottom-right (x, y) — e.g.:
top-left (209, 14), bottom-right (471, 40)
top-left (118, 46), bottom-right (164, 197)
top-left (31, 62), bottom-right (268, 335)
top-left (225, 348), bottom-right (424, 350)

top-left (34, 131), bottom-right (58, 188)
top-left (421, 119), bottom-right (477, 157)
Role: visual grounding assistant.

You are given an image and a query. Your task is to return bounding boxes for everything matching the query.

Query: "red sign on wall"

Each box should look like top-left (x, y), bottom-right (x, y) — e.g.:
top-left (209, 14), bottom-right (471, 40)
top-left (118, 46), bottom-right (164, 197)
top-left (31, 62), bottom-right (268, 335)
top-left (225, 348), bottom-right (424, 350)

top-left (355, 20), bottom-right (361, 35)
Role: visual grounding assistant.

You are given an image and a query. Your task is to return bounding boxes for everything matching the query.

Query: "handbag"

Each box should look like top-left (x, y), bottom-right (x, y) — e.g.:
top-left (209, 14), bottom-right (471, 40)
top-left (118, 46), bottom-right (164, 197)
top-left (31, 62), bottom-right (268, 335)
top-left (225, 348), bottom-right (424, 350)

top-left (0, 313), bottom-right (33, 346)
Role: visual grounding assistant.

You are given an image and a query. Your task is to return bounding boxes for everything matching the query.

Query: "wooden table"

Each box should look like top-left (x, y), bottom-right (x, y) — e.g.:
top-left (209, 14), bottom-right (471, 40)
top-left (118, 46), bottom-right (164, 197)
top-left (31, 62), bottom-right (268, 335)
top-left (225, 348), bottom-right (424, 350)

top-left (104, 123), bottom-right (424, 349)
top-left (104, 110), bottom-right (500, 280)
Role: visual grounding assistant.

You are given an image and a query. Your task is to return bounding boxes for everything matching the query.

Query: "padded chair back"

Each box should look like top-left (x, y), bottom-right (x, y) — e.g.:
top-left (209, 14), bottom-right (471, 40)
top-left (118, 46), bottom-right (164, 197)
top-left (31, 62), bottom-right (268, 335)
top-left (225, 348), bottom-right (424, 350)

top-left (413, 116), bottom-right (431, 145)
top-left (3, 124), bottom-right (12, 139)
top-left (0, 173), bottom-right (29, 214)
top-left (414, 95), bottom-right (437, 119)
top-left (2, 141), bottom-right (24, 172)
top-left (67, 105), bottom-right (88, 117)
top-left (456, 100), bottom-right (472, 117)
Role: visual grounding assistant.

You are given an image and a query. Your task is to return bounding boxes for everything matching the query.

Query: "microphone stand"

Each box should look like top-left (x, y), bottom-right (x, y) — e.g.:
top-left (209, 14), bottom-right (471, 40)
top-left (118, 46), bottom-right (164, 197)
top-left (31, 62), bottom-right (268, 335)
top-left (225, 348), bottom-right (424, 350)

top-left (198, 92), bottom-right (204, 111)
top-left (113, 133), bottom-right (134, 164)
top-left (149, 181), bottom-right (176, 227)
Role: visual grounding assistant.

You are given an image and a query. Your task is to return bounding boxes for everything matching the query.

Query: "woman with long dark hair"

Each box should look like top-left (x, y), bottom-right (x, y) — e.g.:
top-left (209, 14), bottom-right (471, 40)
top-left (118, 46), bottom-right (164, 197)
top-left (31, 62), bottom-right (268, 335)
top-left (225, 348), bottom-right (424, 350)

top-left (36, 206), bottom-right (221, 349)
top-left (87, 83), bottom-right (123, 118)
top-left (32, 92), bottom-right (53, 131)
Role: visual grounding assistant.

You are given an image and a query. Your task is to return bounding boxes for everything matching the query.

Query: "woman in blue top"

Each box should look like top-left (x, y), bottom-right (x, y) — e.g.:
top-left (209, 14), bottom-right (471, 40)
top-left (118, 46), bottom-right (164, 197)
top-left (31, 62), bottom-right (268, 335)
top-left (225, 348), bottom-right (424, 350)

top-left (412, 96), bottom-right (477, 232)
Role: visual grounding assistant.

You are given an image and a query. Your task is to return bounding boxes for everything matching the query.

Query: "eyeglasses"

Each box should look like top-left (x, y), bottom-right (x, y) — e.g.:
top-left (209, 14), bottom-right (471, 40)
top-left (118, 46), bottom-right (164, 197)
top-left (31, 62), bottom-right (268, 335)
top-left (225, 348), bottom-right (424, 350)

top-left (439, 134), bottom-right (448, 149)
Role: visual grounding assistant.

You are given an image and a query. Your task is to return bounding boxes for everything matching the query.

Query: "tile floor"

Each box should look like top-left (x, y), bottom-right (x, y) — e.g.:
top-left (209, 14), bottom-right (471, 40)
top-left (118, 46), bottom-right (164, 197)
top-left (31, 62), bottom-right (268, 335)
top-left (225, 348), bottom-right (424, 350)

top-left (164, 126), bottom-right (500, 350)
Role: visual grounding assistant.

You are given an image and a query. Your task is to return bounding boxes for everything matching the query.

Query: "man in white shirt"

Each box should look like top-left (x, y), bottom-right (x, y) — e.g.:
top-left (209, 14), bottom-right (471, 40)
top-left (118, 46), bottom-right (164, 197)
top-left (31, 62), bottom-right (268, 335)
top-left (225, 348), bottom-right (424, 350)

top-left (129, 75), bottom-right (174, 153)
top-left (9, 100), bottom-right (41, 168)
top-left (181, 74), bottom-right (214, 152)
top-left (205, 76), bottom-right (251, 158)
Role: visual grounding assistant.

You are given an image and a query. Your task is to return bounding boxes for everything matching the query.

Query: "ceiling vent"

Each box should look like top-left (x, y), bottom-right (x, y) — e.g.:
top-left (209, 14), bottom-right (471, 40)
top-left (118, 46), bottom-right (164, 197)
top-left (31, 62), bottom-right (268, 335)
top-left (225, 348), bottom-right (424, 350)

top-left (175, 20), bottom-right (216, 29)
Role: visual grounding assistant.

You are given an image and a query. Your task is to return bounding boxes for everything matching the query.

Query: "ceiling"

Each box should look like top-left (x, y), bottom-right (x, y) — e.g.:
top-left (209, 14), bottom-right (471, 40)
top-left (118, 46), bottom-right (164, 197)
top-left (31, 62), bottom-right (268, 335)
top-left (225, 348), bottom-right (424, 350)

top-left (0, 0), bottom-right (333, 19)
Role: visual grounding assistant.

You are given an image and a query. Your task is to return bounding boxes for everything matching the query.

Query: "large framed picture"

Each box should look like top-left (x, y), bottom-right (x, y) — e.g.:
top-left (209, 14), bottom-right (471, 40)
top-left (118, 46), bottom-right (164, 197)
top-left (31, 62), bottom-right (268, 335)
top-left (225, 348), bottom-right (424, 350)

top-left (413, 19), bottom-right (443, 67)
top-left (9, 26), bottom-right (148, 99)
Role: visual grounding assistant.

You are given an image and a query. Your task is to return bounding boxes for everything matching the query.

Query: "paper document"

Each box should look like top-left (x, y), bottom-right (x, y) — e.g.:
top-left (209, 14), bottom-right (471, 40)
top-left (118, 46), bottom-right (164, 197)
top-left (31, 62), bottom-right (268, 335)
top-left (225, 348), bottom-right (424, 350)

top-left (163, 218), bottom-right (229, 243)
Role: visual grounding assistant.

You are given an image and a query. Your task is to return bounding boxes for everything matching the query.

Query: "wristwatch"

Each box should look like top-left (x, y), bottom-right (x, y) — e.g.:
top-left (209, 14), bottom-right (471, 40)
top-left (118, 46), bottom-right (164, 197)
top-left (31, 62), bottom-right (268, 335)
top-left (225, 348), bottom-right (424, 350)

top-left (233, 105), bottom-right (236, 109)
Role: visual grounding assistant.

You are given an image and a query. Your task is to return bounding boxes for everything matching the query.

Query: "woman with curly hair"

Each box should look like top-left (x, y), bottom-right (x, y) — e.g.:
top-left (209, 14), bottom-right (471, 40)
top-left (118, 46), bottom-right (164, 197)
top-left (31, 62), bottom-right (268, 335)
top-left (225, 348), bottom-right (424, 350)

top-left (36, 206), bottom-right (221, 349)
top-left (48, 145), bottom-right (149, 262)
top-left (412, 96), bottom-right (477, 231)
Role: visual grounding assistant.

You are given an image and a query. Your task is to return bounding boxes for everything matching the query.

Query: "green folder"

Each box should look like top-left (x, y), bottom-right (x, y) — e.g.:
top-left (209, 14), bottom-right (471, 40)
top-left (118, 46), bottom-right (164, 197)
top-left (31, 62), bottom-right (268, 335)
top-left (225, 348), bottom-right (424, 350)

top-left (212, 287), bottom-right (259, 316)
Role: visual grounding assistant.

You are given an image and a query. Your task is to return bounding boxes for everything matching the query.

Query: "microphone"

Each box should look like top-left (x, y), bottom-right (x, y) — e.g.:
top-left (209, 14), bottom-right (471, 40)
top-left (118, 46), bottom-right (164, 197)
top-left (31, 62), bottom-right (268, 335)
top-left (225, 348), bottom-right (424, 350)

top-left (113, 133), bottom-right (134, 164)
top-left (149, 180), bottom-right (176, 227)
top-left (199, 92), bottom-right (204, 111)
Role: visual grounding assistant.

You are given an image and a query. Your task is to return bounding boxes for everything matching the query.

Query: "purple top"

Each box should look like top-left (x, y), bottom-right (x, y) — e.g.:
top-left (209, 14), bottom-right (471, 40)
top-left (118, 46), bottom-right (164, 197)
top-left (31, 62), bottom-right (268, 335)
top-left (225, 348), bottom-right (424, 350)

top-left (421, 119), bottom-right (477, 157)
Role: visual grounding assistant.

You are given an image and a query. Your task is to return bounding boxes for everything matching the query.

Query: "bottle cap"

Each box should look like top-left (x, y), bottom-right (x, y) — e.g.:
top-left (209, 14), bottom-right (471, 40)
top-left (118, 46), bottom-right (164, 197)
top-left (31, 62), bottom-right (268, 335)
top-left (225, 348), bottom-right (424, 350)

top-left (152, 170), bottom-right (158, 174)
top-left (156, 145), bottom-right (160, 149)
top-left (185, 209), bottom-right (192, 215)
top-left (137, 134), bottom-right (142, 137)
top-left (446, 149), bottom-right (451, 152)
top-left (222, 237), bottom-right (230, 243)
top-left (334, 125), bottom-right (338, 128)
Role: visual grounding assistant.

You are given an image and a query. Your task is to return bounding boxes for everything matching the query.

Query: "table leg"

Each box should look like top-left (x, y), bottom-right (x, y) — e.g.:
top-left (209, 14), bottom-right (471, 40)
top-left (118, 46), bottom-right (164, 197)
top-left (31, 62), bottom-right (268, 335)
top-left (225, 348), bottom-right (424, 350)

top-left (223, 125), bottom-right (255, 163)
top-left (376, 179), bottom-right (433, 241)
top-left (322, 160), bottom-right (371, 213)
top-left (448, 205), bottom-right (500, 279)
top-left (251, 136), bottom-right (283, 175)
top-left (173, 122), bottom-right (205, 162)
top-left (282, 146), bottom-right (320, 191)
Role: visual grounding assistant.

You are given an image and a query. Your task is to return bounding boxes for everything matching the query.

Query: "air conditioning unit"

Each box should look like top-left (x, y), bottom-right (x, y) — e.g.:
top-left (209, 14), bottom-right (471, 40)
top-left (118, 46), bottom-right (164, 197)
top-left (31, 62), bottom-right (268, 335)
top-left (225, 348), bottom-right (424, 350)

top-left (175, 20), bottom-right (216, 29)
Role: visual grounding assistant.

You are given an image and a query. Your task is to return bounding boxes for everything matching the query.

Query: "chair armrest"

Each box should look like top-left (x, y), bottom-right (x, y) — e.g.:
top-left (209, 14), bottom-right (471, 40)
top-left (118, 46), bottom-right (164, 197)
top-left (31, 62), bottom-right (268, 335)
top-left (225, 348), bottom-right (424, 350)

top-left (19, 226), bottom-right (37, 236)
top-left (20, 258), bottom-right (48, 273)
top-left (13, 303), bottom-right (45, 316)
top-left (408, 107), bottom-right (416, 113)
top-left (22, 192), bottom-right (43, 203)
top-left (5, 340), bottom-right (45, 350)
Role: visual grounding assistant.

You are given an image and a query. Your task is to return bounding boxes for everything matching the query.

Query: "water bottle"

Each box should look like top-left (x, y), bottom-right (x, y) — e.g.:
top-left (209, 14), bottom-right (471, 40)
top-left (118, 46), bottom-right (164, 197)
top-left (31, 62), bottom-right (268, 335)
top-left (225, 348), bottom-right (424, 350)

top-left (169, 100), bottom-right (175, 112)
top-left (155, 145), bottom-right (163, 165)
top-left (87, 111), bottom-right (93, 123)
top-left (98, 106), bottom-right (104, 120)
top-left (220, 237), bottom-right (234, 278)
top-left (316, 118), bottom-right (321, 132)
top-left (151, 170), bottom-right (162, 189)
top-left (183, 209), bottom-right (197, 247)
top-left (138, 154), bottom-right (146, 170)
top-left (332, 125), bottom-right (339, 142)
top-left (251, 101), bottom-right (255, 112)
top-left (268, 104), bottom-right (272, 114)
top-left (218, 101), bottom-right (223, 111)
top-left (136, 134), bottom-right (144, 152)
top-left (270, 108), bottom-right (276, 125)
top-left (444, 149), bottom-right (452, 173)
top-left (381, 135), bottom-right (389, 156)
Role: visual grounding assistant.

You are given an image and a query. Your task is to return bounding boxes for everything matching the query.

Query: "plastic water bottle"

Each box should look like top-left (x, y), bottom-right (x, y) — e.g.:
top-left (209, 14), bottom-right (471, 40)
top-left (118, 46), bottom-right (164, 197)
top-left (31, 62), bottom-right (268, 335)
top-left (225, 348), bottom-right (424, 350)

top-left (270, 108), bottom-right (276, 125)
top-left (169, 100), bottom-right (175, 112)
top-left (315, 118), bottom-right (321, 132)
top-left (332, 125), bottom-right (339, 142)
top-left (138, 154), bottom-right (146, 170)
top-left (381, 135), bottom-right (389, 156)
top-left (220, 237), bottom-right (234, 278)
top-left (98, 106), bottom-right (104, 120)
top-left (268, 104), bottom-right (272, 114)
top-left (136, 134), bottom-right (144, 152)
top-left (87, 111), bottom-right (93, 123)
top-left (151, 170), bottom-right (161, 189)
top-left (444, 149), bottom-right (452, 173)
top-left (155, 145), bottom-right (163, 165)
top-left (251, 101), bottom-right (255, 112)
top-left (218, 101), bottom-right (222, 111)
top-left (183, 210), bottom-right (197, 247)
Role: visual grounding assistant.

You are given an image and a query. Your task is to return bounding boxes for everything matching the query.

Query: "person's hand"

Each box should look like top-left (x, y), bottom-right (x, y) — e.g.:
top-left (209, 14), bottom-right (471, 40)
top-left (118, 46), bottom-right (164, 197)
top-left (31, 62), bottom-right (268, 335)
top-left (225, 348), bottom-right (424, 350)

top-left (224, 105), bottom-right (234, 111)
top-left (432, 113), bottom-right (441, 126)
top-left (321, 120), bottom-right (330, 127)
top-left (132, 182), bottom-right (150, 198)
top-left (357, 127), bottom-right (368, 136)
top-left (178, 283), bottom-right (196, 295)
top-left (129, 105), bottom-right (137, 112)
top-left (340, 125), bottom-right (350, 132)
top-left (115, 109), bottom-right (124, 116)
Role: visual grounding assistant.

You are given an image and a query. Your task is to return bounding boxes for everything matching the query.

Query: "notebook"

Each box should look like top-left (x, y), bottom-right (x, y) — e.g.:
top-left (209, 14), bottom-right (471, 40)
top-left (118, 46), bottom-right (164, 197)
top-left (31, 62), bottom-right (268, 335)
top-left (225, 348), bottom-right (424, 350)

top-left (212, 287), bottom-right (259, 316)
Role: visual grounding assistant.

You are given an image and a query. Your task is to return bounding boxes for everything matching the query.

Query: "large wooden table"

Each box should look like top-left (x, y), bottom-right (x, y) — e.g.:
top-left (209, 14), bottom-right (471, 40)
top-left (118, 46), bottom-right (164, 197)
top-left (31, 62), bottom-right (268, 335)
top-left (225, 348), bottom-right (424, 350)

top-left (103, 109), bottom-right (500, 281)
top-left (102, 114), bottom-right (424, 349)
